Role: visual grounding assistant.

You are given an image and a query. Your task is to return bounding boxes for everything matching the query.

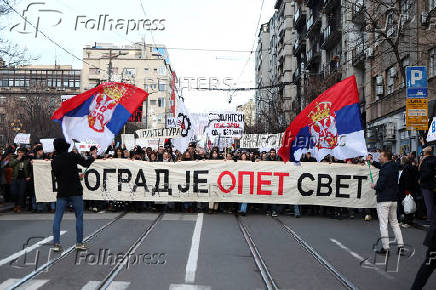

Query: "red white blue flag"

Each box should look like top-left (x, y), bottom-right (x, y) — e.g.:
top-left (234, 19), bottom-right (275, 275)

top-left (278, 75), bottom-right (367, 162)
top-left (52, 82), bottom-right (148, 153)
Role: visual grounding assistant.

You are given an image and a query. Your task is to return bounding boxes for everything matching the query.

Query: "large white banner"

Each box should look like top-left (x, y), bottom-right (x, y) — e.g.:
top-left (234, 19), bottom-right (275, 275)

top-left (33, 160), bottom-right (378, 208)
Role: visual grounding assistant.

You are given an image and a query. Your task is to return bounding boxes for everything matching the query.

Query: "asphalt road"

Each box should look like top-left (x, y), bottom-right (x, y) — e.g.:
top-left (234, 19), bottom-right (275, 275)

top-left (0, 211), bottom-right (435, 290)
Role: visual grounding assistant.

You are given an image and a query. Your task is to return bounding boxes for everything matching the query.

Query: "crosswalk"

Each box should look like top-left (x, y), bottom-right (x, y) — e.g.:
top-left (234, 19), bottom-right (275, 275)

top-left (0, 279), bottom-right (131, 290)
top-left (0, 279), bottom-right (215, 290)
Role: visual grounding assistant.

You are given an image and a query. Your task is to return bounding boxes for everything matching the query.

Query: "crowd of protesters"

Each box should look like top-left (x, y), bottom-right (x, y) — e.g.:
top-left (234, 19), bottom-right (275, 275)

top-left (0, 140), bottom-right (435, 228)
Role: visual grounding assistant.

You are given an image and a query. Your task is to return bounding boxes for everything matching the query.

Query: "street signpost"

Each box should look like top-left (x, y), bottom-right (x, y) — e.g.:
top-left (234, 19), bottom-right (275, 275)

top-left (406, 66), bottom-right (428, 130)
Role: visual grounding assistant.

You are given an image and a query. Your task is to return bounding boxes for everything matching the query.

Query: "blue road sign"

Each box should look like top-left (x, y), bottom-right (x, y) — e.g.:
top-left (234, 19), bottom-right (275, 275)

top-left (406, 88), bottom-right (428, 99)
top-left (406, 66), bottom-right (428, 88)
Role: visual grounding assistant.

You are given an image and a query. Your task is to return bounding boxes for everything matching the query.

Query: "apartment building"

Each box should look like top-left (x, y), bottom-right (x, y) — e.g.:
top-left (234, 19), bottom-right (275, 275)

top-left (254, 0), bottom-right (297, 133)
top-left (364, 0), bottom-right (436, 153)
top-left (255, 0), bottom-right (436, 154)
top-left (81, 42), bottom-right (176, 130)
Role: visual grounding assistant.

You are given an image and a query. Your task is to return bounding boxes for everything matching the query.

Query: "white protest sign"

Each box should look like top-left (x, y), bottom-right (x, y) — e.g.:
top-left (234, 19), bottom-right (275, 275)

top-left (240, 133), bottom-right (284, 151)
top-left (135, 127), bottom-right (182, 139)
top-left (34, 160), bottom-right (378, 209)
top-left (207, 111), bottom-right (244, 137)
top-left (40, 139), bottom-right (55, 153)
top-left (14, 133), bottom-right (30, 145)
top-left (121, 134), bottom-right (135, 150)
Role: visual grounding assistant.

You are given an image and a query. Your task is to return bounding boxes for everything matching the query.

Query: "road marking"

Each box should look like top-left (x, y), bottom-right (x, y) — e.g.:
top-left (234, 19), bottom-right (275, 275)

top-left (0, 278), bottom-right (48, 290)
top-left (81, 281), bottom-right (130, 290)
top-left (169, 284), bottom-right (211, 290)
top-left (275, 218), bottom-right (357, 290)
top-left (0, 231), bottom-right (67, 266)
top-left (98, 213), bottom-right (163, 289)
top-left (330, 238), bottom-right (394, 279)
top-left (8, 212), bottom-right (126, 289)
top-left (185, 213), bottom-right (204, 283)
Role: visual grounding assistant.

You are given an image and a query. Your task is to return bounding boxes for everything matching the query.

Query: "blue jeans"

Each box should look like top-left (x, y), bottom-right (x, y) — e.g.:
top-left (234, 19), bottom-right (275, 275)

top-left (294, 205), bottom-right (301, 216)
top-left (240, 203), bottom-right (247, 213)
top-left (53, 195), bottom-right (84, 244)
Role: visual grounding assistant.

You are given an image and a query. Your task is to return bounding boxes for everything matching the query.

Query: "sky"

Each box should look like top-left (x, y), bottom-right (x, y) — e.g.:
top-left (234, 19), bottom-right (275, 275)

top-left (3, 0), bottom-right (277, 113)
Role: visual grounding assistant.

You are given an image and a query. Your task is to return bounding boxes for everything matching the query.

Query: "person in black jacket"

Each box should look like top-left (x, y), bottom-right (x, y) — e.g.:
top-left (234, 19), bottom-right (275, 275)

top-left (419, 146), bottom-right (436, 225)
top-left (399, 156), bottom-right (419, 227)
top-left (51, 138), bottom-right (96, 252)
top-left (370, 150), bottom-right (404, 254)
top-left (411, 205), bottom-right (436, 289)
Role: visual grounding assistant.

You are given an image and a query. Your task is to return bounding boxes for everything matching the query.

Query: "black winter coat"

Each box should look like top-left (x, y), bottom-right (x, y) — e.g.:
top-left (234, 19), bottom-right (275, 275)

top-left (373, 161), bottom-right (400, 202)
top-left (419, 155), bottom-right (436, 190)
top-left (399, 163), bottom-right (419, 198)
top-left (424, 205), bottom-right (436, 249)
top-left (51, 152), bottom-right (94, 198)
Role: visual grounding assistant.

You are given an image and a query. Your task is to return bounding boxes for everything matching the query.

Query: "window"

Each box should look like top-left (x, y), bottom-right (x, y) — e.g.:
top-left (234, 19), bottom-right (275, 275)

top-left (430, 48), bottom-right (436, 77)
top-left (144, 68), bottom-right (149, 71)
top-left (386, 12), bottom-right (395, 37)
top-left (431, 0), bottom-right (436, 11)
top-left (150, 100), bottom-right (157, 105)
top-left (158, 97), bottom-right (165, 107)
top-left (158, 81), bottom-right (166, 91)
top-left (158, 66), bottom-right (166, 76)
top-left (386, 67), bottom-right (396, 94)
top-left (153, 68), bottom-right (158, 73)
top-left (401, 56), bottom-right (410, 86)
top-left (400, 0), bottom-right (410, 23)
top-left (0, 113), bottom-right (5, 123)
top-left (89, 68), bottom-right (100, 75)
top-left (0, 96), bottom-right (6, 105)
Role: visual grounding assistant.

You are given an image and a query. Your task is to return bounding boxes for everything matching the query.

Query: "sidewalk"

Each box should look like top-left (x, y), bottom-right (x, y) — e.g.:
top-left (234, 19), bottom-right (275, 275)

top-left (0, 202), bottom-right (14, 213)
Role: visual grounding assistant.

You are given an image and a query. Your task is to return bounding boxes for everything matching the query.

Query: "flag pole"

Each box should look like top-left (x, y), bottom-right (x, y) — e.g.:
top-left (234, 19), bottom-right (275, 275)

top-left (367, 161), bottom-right (374, 183)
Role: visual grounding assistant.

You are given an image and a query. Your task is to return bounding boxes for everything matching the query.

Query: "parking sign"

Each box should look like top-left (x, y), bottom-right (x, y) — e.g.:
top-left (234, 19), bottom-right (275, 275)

top-left (406, 66), bottom-right (428, 130)
top-left (406, 66), bottom-right (428, 88)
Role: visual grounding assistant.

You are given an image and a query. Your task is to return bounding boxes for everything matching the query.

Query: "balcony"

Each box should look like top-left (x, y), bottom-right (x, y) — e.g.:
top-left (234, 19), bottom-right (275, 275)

top-left (293, 7), bottom-right (306, 28)
top-left (323, 0), bottom-right (340, 13)
top-left (293, 37), bottom-right (305, 56)
top-left (306, 44), bottom-right (321, 68)
top-left (321, 24), bottom-right (342, 50)
top-left (352, 45), bottom-right (365, 68)
top-left (293, 66), bottom-right (302, 82)
top-left (351, 0), bottom-right (365, 25)
top-left (306, 12), bottom-right (321, 38)
top-left (322, 58), bottom-right (342, 81)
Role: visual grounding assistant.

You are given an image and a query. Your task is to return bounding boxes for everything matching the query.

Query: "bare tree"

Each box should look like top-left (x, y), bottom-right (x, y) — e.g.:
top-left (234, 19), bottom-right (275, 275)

top-left (0, 0), bottom-right (34, 66)
top-left (4, 93), bottom-right (63, 143)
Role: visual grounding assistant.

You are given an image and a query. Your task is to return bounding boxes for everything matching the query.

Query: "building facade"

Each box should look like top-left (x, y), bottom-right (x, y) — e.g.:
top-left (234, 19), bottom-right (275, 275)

top-left (255, 0), bottom-right (297, 133)
top-left (0, 64), bottom-right (81, 144)
top-left (255, 0), bottom-right (436, 155)
top-left (81, 42), bottom-right (176, 130)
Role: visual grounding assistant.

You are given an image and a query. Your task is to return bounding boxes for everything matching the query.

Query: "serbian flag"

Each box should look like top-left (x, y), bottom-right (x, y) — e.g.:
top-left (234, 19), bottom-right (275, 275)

top-left (52, 82), bottom-right (148, 154)
top-left (278, 75), bottom-right (367, 162)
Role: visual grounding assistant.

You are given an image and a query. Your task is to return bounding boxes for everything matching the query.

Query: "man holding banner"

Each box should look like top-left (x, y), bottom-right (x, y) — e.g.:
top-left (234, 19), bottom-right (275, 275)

top-left (369, 151), bottom-right (404, 254)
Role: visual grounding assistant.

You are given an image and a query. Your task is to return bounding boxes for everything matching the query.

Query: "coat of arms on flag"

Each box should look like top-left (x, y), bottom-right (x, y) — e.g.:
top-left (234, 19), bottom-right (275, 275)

top-left (308, 101), bottom-right (338, 150)
top-left (52, 82), bottom-right (148, 154)
top-left (278, 75), bottom-right (367, 162)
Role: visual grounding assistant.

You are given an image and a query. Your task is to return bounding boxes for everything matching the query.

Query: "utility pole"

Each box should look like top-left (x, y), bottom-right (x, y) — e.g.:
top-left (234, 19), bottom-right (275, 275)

top-left (104, 49), bottom-right (128, 82)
